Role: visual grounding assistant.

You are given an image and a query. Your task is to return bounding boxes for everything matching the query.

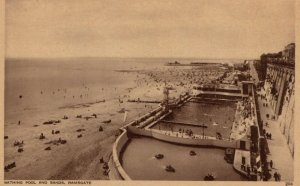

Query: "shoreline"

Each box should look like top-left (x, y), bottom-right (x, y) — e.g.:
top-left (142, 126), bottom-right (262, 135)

top-left (5, 62), bottom-right (231, 180)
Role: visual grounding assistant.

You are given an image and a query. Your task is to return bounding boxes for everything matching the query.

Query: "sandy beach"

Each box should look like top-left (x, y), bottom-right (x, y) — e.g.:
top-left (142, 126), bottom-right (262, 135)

top-left (4, 58), bottom-right (230, 180)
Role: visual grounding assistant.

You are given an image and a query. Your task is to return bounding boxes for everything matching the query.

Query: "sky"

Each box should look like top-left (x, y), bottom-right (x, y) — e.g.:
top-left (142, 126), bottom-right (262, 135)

top-left (5, 0), bottom-right (295, 59)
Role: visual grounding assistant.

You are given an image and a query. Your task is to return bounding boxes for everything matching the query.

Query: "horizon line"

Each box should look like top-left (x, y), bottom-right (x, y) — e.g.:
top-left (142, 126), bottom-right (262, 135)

top-left (5, 56), bottom-right (259, 60)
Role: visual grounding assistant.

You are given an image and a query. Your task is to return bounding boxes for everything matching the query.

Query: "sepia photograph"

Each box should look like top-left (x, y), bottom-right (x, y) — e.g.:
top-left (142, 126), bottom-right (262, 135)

top-left (3, 0), bottom-right (296, 184)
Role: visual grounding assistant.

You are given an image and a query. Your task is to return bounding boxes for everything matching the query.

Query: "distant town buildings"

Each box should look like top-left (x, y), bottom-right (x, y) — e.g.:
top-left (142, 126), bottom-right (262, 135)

top-left (282, 43), bottom-right (295, 62)
top-left (254, 43), bottom-right (295, 81)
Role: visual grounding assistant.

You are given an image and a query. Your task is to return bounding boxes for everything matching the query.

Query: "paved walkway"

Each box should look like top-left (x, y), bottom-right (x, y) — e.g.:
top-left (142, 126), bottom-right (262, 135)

top-left (256, 92), bottom-right (293, 181)
top-left (249, 61), bottom-right (260, 84)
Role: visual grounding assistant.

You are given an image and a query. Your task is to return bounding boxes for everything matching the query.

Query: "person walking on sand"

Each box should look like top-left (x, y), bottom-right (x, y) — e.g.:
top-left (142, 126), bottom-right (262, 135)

top-left (273, 172), bottom-right (278, 181)
top-left (258, 171), bottom-right (262, 181)
top-left (270, 160), bottom-right (273, 169)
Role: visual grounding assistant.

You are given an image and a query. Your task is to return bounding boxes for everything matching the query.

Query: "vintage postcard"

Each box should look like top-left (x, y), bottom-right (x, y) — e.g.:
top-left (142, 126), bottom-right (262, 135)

top-left (1, 0), bottom-right (298, 186)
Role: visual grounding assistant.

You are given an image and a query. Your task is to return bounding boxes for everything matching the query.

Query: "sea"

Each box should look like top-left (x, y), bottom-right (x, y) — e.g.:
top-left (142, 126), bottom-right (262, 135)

top-left (5, 57), bottom-right (243, 122)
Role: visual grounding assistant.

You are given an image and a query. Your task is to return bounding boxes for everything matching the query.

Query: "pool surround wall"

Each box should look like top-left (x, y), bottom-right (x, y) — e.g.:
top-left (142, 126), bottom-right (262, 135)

top-left (111, 128), bottom-right (132, 180)
top-left (110, 94), bottom-right (190, 180)
top-left (129, 125), bottom-right (249, 149)
top-left (111, 93), bottom-right (254, 180)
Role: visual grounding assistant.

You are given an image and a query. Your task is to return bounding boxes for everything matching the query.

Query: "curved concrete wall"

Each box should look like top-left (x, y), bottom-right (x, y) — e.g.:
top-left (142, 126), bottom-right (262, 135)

top-left (111, 96), bottom-right (249, 180)
top-left (111, 129), bottom-right (132, 180)
top-left (112, 122), bottom-right (246, 180)
top-left (111, 106), bottom-right (166, 180)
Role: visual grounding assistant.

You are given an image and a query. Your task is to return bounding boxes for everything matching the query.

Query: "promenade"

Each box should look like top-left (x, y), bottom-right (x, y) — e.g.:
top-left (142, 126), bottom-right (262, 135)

top-left (249, 61), bottom-right (260, 85)
top-left (256, 91), bottom-right (293, 181)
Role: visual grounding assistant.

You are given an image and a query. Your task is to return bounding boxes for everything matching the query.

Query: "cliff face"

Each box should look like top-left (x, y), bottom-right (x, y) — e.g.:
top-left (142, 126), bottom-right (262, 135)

top-left (256, 43), bottom-right (295, 158)
top-left (278, 76), bottom-right (295, 156)
top-left (263, 63), bottom-right (295, 157)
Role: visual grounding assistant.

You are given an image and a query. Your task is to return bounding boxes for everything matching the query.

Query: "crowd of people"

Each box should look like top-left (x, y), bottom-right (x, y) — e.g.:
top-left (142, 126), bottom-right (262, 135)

top-left (240, 163), bottom-right (257, 179)
top-left (141, 66), bottom-right (228, 95)
top-left (230, 97), bottom-right (255, 140)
